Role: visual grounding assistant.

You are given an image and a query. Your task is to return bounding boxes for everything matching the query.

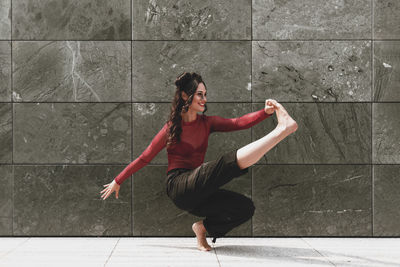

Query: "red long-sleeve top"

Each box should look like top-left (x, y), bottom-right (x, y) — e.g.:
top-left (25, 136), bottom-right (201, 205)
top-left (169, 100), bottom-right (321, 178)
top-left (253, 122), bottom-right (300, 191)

top-left (114, 108), bottom-right (272, 185)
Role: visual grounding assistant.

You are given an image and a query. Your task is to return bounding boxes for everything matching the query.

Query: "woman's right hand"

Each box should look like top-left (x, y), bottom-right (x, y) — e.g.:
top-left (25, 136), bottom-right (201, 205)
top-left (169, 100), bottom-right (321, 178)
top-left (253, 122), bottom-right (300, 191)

top-left (265, 99), bottom-right (279, 114)
top-left (100, 179), bottom-right (120, 200)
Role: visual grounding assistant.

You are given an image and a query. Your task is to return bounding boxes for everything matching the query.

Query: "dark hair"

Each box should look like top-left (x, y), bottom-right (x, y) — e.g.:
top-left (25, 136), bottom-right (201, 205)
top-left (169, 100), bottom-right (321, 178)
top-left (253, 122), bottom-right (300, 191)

top-left (165, 72), bottom-right (208, 148)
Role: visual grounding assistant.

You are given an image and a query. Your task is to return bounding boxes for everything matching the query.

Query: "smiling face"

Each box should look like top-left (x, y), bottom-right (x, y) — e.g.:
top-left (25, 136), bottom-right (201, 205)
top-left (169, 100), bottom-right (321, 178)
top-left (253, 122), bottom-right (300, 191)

top-left (193, 82), bottom-right (207, 111)
top-left (181, 82), bottom-right (207, 112)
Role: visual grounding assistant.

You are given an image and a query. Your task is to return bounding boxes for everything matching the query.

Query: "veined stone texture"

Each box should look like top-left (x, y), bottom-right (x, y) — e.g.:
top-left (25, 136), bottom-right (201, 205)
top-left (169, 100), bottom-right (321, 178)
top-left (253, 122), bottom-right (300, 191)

top-left (13, 165), bottom-right (131, 236)
top-left (253, 164), bottom-right (371, 236)
top-left (374, 0), bottom-right (400, 39)
top-left (374, 41), bottom-right (400, 101)
top-left (373, 103), bottom-right (400, 164)
top-left (0, 41), bottom-right (11, 101)
top-left (132, 0), bottom-right (251, 40)
top-left (13, 103), bottom-right (131, 164)
top-left (374, 165), bottom-right (400, 235)
top-left (132, 41), bottom-right (251, 102)
top-left (0, 103), bottom-right (12, 163)
top-left (0, 165), bottom-right (12, 235)
top-left (252, 103), bottom-right (371, 164)
top-left (12, 41), bottom-right (131, 102)
top-left (12, 0), bottom-right (131, 40)
top-left (253, 0), bottom-right (371, 40)
top-left (0, 0), bottom-right (11, 39)
top-left (253, 41), bottom-right (371, 102)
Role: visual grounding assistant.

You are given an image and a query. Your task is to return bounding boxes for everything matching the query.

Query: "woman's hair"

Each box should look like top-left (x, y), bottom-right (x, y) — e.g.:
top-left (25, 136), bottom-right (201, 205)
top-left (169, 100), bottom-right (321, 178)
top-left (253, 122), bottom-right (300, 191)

top-left (165, 72), bottom-right (208, 148)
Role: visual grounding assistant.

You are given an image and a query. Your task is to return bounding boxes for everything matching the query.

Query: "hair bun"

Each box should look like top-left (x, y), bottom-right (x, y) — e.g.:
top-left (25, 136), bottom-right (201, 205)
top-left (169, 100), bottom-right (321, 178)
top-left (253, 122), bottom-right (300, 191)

top-left (175, 72), bottom-right (192, 89)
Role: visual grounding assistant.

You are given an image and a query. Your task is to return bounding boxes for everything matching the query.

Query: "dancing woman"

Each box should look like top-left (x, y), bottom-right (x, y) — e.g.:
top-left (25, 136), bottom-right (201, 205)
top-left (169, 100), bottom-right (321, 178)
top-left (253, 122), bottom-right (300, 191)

top-left (100, 72), bottom-right (298, 251)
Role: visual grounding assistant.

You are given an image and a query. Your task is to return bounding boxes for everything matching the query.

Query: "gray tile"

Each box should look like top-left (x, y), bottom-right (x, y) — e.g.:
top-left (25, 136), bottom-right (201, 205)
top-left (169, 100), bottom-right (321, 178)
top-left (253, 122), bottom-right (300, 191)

top-left (374, 41), bottom-right (400, 101)
top-left (13, 165), bottom-right (131, 236)
top-left (12, 41), bottom-right (130, 102)
top-left (253, 165), bottom-right (372, 236)
top-left (12, 0), bottom-right (130, 40)
top-left (0, 217), bottom-right (12, 237)
top-left (0, 41), bottom-right (11, 101)
top-left (374, 0), bottom-right (400, 39)
top-left (373, 103), bottom-right (400, 163)
top-left (0, 165), bottom-right (12, 235)
top-left (133, 165), bottom-right (199, 236)
top-left (252, 103), bottom-right (371, 164)
top-left (252, 41), bottom-right (371, 102)
top-left (132, 0), bottom-right (251, 40)
top-left (132, 41), bottom-right (251, 102)
top-left (253, 0), bottom-right (371, 40)
top-left (0, 0), bottom-right (10, 39)
top-left (374, 165), bottom-right (400, 236)
top-left (13, 103), bottom-right (131, 164)
top-left (0, 103), bottom-right (11, 163)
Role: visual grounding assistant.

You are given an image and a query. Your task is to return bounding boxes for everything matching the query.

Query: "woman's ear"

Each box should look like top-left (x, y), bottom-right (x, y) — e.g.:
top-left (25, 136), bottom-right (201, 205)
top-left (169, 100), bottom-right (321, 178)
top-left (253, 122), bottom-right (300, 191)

top-left (181, 91), bottom-right (188, 101)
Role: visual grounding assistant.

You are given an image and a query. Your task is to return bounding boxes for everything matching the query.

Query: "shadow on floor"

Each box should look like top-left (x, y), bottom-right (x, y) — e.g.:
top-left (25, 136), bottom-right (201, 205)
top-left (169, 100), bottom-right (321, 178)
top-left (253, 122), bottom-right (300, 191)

top-left (144, 244), bottom-right (400, 266)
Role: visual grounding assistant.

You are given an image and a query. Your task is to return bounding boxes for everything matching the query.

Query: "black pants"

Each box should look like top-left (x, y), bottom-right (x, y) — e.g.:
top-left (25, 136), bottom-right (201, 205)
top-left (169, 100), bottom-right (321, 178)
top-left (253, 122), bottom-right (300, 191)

top-left (165, 149), bottom-right (255, 243)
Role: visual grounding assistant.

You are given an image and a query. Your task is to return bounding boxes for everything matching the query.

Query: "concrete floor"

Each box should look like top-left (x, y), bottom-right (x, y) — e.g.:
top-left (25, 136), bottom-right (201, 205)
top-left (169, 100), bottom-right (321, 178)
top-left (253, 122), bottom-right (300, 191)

top-left (0, 237), bottom-right (399, 266)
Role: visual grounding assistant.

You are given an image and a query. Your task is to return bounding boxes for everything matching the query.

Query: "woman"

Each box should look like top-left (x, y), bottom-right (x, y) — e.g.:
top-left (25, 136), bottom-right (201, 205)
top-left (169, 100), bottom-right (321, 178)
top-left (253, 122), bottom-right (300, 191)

top-left (100, 72), bottom-right (298, 251)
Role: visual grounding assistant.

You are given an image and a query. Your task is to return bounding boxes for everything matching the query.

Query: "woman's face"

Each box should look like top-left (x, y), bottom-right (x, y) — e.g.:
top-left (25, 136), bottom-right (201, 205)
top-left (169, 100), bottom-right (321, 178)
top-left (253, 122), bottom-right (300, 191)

top-left (193, 83), bottom-right (207, 111)
top-left (182, 82), bottom-right (207, 112)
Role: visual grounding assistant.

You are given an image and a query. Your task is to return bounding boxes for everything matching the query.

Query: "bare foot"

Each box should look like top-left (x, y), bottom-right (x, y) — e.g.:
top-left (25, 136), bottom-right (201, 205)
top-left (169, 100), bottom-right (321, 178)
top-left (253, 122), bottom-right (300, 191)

top-left (274, 103), bottom-right (298, 134)
top-left (192, 221), bottom-right (212, 251)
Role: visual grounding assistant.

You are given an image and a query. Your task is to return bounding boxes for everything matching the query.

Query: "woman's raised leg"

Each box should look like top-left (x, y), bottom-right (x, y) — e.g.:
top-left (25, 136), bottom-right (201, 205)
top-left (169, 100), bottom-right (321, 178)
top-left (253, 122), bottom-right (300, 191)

top-left (236, 102), bottom-right (298, 170)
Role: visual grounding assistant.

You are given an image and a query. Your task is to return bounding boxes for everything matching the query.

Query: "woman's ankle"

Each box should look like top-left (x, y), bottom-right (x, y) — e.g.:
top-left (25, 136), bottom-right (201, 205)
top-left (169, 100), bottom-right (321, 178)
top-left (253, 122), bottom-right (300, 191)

top-left (276, 119), bottom-right (298, 134)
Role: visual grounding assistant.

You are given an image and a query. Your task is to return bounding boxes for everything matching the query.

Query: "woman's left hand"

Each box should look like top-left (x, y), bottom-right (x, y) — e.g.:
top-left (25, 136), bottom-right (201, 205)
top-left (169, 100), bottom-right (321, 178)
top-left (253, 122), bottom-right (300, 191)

top-left (100, 179), bottom-right (120, 200)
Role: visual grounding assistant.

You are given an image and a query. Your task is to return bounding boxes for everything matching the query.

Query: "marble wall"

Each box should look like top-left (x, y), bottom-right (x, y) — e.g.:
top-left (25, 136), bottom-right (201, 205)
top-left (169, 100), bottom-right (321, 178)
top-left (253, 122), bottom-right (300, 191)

top-left (0, 0), bottom-right (399, 237)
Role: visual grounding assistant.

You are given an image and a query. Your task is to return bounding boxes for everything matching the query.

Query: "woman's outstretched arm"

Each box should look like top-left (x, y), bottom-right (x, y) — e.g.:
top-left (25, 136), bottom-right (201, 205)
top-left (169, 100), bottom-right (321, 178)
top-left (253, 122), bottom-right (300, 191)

top-left (208, 99), bottom-right (276, 133)
top-left (114, 123), bottom-right (168, 185)
top-left (100, 122), bottom-right (168, 200)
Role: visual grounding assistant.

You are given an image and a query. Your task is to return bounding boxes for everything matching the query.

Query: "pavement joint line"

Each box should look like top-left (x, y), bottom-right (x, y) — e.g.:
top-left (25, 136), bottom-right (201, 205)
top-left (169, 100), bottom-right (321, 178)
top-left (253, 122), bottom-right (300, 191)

top-left (211, 238), bottom-right (221, 267)
top-left (301, 238), bottom-right (337, 267)
top-left (0, 237), bottom-right (30, 260)
top-left (104, 237), bottom-right (120, 267)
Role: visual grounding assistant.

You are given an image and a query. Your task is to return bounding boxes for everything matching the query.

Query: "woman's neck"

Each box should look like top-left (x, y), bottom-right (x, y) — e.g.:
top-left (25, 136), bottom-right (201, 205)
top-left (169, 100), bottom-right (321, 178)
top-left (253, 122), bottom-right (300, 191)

top-left (181, 110), bottom-right (198, 123)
